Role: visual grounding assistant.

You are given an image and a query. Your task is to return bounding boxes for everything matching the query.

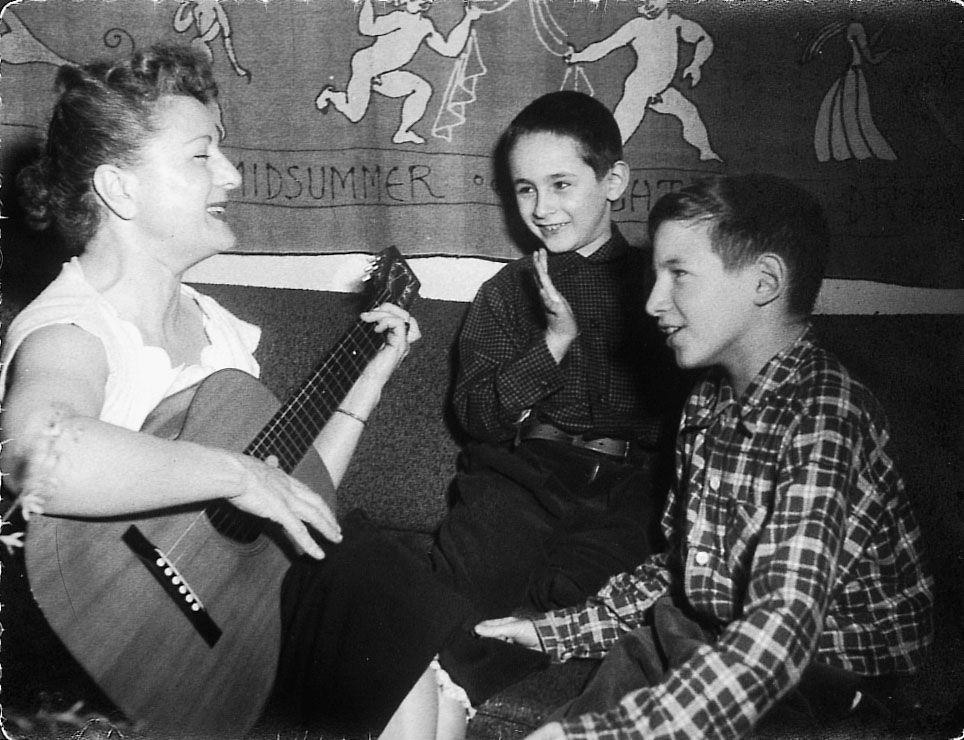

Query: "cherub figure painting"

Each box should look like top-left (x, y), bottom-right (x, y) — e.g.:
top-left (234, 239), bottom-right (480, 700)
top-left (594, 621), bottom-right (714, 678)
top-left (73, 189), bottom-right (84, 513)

top-left (565, 0), bottom-right (721, 160)
top-left (315, 0), bottom-right (482, 145)
top-left (173, 0), bottom-right (251, 82)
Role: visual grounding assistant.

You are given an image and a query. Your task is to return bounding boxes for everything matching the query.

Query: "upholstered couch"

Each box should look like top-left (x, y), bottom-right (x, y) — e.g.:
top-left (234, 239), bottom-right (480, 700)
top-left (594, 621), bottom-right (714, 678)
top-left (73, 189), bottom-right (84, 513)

top-left (2, 278), bottom-right (962, 740)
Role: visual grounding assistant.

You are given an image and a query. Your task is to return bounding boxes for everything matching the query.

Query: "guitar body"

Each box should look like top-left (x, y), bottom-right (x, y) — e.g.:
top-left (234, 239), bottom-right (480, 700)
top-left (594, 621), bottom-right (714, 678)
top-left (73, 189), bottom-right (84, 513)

top-left (25, 369), bottom-right (333, 735)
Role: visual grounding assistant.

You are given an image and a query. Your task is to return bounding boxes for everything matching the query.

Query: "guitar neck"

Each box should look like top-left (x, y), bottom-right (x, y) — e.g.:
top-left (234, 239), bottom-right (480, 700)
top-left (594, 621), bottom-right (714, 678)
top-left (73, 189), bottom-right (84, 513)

top-left (244, 320), bottom-right (383, 474)
top-left (238, 246), bottom-right (419, 475)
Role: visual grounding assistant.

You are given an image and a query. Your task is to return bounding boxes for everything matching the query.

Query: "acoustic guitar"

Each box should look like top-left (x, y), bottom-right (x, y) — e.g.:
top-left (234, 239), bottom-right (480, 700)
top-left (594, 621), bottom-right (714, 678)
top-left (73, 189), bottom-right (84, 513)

top-left (24, 247), bottom-right (420, 735)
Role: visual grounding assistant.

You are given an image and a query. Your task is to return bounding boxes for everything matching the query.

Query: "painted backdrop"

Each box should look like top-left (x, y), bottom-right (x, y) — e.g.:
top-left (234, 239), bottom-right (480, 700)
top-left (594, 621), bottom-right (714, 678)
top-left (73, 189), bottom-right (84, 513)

top-left (1, 0), bottom-right (962, 288)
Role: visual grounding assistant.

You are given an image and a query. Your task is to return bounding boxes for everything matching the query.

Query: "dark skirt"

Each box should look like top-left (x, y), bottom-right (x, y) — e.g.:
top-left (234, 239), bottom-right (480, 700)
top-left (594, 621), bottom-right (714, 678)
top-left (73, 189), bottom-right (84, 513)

top-left (272, 509), bottom-right (475, 737)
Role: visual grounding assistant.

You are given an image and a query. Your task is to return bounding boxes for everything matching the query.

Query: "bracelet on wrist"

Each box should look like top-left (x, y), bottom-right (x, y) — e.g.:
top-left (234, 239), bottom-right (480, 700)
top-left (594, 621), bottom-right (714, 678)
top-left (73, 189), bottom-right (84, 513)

top-left (335, 407), bottom-right (367, 425)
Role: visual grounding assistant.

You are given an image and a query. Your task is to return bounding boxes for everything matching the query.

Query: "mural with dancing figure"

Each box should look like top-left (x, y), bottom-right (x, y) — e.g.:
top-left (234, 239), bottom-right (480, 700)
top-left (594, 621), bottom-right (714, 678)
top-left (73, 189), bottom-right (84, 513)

top-left (172, 0), bottom-right (251, 82)
top-left (314, 0), bottom-right (481, 145)
top-left (1, 0), bottom-right (961, 288)
top-left (565, 0), bottom-right (720, 160)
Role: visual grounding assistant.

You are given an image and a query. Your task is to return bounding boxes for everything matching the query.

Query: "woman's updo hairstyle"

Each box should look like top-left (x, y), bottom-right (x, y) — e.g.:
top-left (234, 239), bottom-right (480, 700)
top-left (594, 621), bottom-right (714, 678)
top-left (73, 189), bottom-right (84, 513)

top-left (16, 42), bottom-right (219, 253)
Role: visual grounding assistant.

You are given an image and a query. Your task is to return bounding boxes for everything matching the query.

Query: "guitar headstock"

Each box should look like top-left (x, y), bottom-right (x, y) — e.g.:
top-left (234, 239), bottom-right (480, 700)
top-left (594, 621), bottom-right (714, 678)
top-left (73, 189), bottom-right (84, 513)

top-left (365, 246), bottom-right (421, 311)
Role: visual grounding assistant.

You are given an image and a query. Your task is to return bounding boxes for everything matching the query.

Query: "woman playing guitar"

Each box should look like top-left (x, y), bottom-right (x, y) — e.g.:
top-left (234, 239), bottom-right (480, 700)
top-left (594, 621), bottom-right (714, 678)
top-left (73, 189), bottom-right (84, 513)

top-left (0, 41), bottom-right (538, 740)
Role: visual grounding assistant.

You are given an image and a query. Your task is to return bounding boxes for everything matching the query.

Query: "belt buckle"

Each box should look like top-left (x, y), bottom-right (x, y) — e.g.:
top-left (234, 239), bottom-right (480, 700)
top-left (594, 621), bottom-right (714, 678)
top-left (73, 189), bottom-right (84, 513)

top-left (578, 435), bottom-right (629, 461)
top-left (514, 409), bottom-right (535, 448)
top-left (609, 439), bottom-right (630, 461)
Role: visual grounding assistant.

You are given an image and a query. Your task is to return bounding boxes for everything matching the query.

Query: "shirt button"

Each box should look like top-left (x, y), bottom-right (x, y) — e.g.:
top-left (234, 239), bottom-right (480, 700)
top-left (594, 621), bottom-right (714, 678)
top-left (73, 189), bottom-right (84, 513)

top-left (694, 551), bottom-right (710, 566)
top-left (709, 475), bottom-right (721, 491)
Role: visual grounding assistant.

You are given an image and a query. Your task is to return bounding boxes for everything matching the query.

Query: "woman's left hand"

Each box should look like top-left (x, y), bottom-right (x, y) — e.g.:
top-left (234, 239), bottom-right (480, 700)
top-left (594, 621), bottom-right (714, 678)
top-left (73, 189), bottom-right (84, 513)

top-left (360, 302), bottom-right (421, 372)
top-left (311, 303), bottom-right (421, 488)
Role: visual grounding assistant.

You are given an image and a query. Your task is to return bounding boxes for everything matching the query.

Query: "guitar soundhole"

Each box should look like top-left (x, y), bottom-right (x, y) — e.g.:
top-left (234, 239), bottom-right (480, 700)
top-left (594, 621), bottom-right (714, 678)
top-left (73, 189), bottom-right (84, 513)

top-left (205, 501), bottom-right (263, 544)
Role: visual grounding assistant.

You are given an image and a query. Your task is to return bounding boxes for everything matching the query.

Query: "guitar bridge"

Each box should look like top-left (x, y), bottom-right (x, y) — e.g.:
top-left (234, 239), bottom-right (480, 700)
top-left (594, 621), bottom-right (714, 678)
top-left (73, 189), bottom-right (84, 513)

top-left (122, 525), bottom-right (222, 647)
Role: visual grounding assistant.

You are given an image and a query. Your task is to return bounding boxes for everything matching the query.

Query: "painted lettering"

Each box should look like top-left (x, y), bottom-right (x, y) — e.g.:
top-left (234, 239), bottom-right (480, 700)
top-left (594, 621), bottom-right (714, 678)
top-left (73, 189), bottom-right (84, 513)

top-left (234, 158), bottom-right (449, 207)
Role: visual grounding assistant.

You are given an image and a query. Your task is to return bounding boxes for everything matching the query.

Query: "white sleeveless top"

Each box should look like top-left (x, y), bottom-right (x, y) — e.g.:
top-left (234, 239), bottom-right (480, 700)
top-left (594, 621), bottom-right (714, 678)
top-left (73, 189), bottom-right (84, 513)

top-left (0, 258), bottom-right (261, 431)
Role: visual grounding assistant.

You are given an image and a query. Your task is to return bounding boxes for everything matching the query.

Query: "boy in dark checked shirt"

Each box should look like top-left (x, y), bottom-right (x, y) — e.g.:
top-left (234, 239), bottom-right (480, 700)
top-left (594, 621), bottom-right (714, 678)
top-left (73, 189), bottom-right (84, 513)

top-left (429, 91), bottom-right (684, 619)
top-left (476, 174), bottom-right (934, 739)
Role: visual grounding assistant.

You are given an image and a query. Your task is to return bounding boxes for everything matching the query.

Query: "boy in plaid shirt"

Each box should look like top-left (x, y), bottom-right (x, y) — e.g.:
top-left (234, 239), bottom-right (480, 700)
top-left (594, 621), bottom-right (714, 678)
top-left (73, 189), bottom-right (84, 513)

top-left (476, 174), bottom-right (933, 739)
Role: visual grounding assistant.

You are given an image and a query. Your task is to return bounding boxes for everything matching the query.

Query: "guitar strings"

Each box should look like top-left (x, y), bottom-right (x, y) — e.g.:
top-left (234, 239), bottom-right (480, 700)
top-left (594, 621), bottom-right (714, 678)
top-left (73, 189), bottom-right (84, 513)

top-left (247, 278), bottom-right (396, 466)
top-left (198, 275), bottom-right (399, 544)
top-left (251, 288), bottom-right (389, 467)
top-left (152, 259), bottom-right (412, 589)
top-left (163, 307), bottom-right (389, 564)
top-left (197, 326), bottom-right (381, 544)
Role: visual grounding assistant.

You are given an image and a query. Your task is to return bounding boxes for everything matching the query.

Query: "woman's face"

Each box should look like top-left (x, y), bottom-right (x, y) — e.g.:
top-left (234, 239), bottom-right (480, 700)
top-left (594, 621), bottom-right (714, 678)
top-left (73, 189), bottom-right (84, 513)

top-left (127, 95), bottom-right (241, 267)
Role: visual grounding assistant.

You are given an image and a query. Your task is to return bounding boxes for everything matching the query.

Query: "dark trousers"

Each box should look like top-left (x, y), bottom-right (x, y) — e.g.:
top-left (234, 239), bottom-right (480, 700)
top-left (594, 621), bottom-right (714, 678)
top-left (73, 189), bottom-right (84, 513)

top-left (431, 439), bottom-right (666, 618)
top-left (553, 596), bottom-right (898, 732)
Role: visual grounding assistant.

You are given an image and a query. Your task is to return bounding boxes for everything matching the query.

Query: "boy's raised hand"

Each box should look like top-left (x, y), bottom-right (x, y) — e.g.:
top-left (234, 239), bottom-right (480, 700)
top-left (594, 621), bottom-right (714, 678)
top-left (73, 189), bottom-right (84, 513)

top-left (533, 249), bottom-right (578, 363)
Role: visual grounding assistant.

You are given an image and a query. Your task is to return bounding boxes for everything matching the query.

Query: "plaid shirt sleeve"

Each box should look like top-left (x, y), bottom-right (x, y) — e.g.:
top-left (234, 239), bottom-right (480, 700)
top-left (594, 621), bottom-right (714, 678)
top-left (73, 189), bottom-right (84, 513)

top-left (532, 552), bottom-right (673, 661)
top-left (452, 266), bottom-right (566, 442)
top-left (556, 404), bottom-right (889, 739)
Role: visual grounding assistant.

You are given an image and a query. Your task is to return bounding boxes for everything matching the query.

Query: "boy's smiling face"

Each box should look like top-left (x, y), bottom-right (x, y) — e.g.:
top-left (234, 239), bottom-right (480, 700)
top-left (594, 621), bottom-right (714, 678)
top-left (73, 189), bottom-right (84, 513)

top-left (509, 131), bottom-right (626, 258)
top-left (646, 218), bottom-right (760, 378)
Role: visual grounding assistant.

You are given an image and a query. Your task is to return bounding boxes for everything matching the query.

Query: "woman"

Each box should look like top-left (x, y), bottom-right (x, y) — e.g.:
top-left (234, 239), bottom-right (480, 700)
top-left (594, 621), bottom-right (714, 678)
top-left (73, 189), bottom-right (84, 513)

top-left (0, 42), bottom-right (492, 740)
top-left (803, 18), bottom-right (896, 162)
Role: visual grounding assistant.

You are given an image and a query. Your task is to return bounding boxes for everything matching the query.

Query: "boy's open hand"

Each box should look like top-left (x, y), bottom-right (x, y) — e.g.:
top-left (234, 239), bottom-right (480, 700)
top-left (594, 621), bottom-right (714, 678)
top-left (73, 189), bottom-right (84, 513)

top-left (474, 615), bottom-right (542, 649)
top-left (533, 249), bottom-right (578, 362)
top-left (525, 722), bottom-right (566, 740)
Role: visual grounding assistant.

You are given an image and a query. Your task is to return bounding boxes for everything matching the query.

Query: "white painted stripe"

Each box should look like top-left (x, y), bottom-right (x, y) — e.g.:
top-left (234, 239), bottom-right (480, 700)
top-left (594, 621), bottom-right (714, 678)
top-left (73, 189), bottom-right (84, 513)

top-left (184, 254), bottom-right (505, 301)
top-left (184, 253), bottom-right (964, 315)
top-left (814, 280), bottom-right (964, 316)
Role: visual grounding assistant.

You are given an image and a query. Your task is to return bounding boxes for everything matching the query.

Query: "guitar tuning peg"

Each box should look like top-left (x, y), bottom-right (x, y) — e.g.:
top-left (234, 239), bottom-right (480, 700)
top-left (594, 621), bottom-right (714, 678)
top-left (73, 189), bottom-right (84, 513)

top-left (363, 253), bottom-right (385, 282)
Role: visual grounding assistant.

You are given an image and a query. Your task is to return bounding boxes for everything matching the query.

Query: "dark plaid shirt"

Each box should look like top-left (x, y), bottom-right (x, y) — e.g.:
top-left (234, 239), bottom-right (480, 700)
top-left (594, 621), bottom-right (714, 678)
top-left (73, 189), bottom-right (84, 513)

top-left (534, 327), bottom-right (934, 739)
top-left (453, 228), bottom-right (677, 445)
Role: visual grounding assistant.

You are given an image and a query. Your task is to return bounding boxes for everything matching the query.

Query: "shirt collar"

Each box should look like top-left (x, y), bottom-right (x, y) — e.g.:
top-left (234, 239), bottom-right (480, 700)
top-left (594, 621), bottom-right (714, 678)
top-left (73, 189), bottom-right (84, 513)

top-left (681, 325), bottom-right (816, 434)
top-left (546, 226), bottom-right (630, 278)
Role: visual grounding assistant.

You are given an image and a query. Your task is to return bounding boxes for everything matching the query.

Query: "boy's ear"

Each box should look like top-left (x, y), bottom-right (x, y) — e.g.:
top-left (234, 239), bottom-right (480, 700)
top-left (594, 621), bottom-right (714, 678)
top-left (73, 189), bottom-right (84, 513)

top-left (753, 253), bottom-right (787, 307)
top-left (92, 163), bottom-right (138, 221)
top-left (604, 160), bottom-right (630, 202)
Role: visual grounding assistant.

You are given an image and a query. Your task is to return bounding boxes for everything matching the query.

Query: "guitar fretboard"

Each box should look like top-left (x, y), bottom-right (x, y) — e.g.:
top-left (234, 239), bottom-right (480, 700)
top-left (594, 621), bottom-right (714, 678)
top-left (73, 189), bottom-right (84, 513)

top-left (203, 247), bottom-right (419, 543)
top-left (246, 320), bottom-right (383, 473)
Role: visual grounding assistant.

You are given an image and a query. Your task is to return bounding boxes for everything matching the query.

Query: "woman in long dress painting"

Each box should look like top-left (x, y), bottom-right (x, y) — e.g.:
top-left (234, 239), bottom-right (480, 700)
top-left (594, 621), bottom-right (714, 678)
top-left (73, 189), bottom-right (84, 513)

top-left (803, 20), bottom-right (897, 162)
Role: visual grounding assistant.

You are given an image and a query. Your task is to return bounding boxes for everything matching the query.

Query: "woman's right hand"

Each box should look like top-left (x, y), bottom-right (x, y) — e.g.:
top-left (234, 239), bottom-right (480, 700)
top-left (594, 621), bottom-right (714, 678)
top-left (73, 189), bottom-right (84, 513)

top-left (228, 453), bottom-right (342, 559)
top-left (474, 615), bottom-right (543, 650)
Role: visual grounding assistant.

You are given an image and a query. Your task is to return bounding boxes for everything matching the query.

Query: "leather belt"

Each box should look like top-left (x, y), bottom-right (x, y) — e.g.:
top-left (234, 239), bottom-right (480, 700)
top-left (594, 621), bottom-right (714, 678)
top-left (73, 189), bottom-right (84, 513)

top-left (518, 422), bottom-right (632, 460)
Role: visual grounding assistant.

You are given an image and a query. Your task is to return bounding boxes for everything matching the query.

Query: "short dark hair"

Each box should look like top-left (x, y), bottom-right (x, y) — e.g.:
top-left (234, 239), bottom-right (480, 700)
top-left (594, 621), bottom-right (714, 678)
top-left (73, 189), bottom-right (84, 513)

top-left (16, 42), bottom-right (218, 253)
top-left (648, 174), bottom-right (830, 317)
top-left (500, 91), bottom-right (623, 179)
